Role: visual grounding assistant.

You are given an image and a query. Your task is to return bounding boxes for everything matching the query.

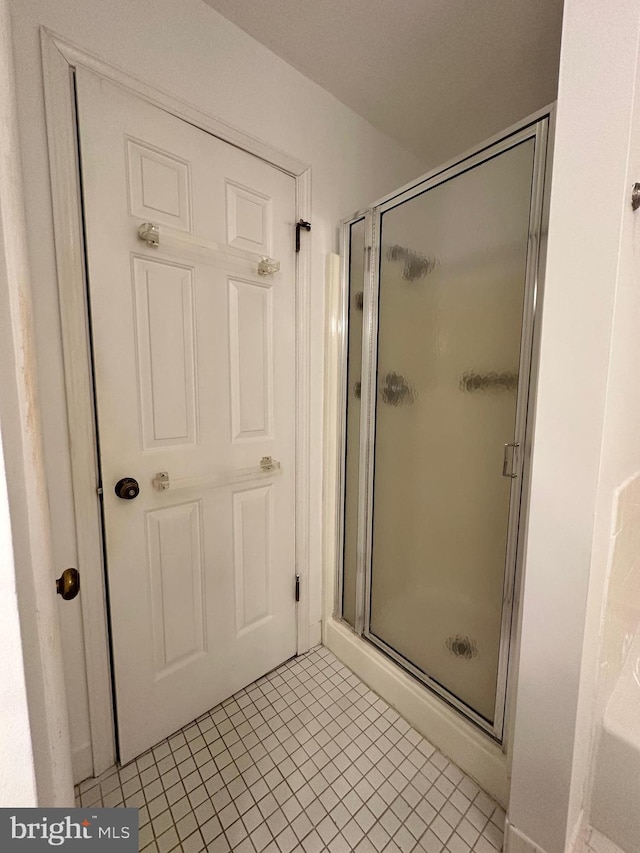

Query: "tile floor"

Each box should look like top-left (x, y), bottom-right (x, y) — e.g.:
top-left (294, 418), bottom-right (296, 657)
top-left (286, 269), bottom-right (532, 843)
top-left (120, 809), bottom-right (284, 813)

top-left (76, 647), bottom-right (505, 853)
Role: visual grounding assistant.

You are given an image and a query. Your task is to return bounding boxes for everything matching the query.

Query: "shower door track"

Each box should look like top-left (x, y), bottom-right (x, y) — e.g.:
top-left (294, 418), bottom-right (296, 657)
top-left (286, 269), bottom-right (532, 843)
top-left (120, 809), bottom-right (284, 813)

top-left (336, 107), bottom-right (553, 744)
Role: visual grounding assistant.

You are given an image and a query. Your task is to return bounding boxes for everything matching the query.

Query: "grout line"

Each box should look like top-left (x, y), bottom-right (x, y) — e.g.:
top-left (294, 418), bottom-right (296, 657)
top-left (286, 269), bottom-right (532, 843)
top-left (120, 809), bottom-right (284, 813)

top-left (75, 647), bottom-right (504, 853)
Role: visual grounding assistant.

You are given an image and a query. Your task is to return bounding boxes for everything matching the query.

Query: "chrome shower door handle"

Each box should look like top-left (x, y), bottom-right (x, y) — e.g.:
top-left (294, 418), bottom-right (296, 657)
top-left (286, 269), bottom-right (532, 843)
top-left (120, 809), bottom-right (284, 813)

top-left (502, 442), bottom-right (520, 478)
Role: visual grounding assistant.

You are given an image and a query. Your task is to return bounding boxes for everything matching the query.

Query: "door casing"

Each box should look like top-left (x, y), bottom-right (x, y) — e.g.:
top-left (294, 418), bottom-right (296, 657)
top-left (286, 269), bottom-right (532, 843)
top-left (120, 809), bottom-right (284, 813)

top-left (41, 27), bottom-right (312, 777)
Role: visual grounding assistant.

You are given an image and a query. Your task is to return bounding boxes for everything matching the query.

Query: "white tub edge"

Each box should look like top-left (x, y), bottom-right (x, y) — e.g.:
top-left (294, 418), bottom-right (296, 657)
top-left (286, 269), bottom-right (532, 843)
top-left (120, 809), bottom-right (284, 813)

top-left (590, 631), bottom-right (640, 853)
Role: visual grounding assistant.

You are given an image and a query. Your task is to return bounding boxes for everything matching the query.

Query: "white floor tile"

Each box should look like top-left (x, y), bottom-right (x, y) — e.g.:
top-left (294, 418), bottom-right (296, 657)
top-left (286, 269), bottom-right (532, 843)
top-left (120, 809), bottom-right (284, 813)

top-left (75, 647), bottom-right (503, 851)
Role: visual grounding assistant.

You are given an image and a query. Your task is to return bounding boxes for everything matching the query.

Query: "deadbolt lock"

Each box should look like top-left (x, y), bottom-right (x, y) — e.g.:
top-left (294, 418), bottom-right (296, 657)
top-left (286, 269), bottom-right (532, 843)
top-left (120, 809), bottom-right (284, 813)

top-left (56, 568), bottom-right (80, 601)
top-left (115, 477), bottom-right (140, 500)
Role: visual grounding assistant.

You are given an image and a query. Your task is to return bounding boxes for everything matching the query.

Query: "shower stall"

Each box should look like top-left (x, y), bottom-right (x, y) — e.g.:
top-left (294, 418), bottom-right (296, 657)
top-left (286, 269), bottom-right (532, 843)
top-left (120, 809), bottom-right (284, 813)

top-left (335, 113), bottom-right (551, 742)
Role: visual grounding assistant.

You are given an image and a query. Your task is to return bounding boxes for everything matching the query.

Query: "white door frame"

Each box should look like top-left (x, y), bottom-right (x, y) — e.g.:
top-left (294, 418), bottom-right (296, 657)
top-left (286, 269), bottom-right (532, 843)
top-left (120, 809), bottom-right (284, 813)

top-left (40, 27), bottom-right (312, 777)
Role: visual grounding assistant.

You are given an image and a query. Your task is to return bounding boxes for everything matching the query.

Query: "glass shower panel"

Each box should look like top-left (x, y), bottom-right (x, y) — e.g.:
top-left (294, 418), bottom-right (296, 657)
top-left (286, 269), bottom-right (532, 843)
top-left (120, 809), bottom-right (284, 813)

top-left (368, 140), bottom-right (535, 723)
top-left (342, 218), bottom-right (365, 627)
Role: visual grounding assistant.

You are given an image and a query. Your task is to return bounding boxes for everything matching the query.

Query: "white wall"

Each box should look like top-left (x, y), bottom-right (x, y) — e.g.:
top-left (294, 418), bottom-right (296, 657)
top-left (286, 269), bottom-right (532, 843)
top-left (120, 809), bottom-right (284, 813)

top-left (0, 3), bottom-right (34, 806)
top-left (8, 0), bottom-right (425, 778)
top-left (507, 2), bottom-right (640, 851)
top-left (0, 433), bottom-right (35, 806)
top-left (571, 6), bottom-right (640, 840)
top-left (0, 0), bottom-right (73, 806)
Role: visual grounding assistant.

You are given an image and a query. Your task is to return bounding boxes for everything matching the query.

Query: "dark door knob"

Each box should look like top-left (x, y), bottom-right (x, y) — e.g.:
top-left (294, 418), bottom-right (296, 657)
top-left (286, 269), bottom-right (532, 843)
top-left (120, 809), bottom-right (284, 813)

top-left (56, 568), bottom-right (80, 600)
top-left (115, 477), bottom-right (140, 500)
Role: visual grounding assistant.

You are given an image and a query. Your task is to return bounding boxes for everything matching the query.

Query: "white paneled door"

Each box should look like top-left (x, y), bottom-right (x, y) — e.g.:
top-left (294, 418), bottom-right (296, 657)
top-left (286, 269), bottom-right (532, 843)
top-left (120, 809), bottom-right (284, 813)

top-left (75, 68), bottom-right (298, 764)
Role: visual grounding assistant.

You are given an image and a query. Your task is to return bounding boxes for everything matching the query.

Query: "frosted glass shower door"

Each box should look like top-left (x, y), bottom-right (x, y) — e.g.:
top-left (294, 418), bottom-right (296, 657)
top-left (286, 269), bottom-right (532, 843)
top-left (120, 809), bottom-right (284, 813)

top-left (366, 137), bottom-right (538, 729)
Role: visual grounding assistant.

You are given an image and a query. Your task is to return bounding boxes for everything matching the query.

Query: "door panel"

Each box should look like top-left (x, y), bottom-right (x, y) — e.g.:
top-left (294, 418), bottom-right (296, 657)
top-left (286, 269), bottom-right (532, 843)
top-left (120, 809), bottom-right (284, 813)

top-left (132, 256), bottom-right (197, 448)
top-left (232, 484), bottom-right (273, 634)
top-left (147, 501), bottom-right (205, 672)
top-left (127, 138), bottom-right (192, 231)
top-left (76, 68), bottom-right (297, 763)
top-left (228, 278), bottom-right (273, 441)
top-left (225, 181), bottom-right (272, 254)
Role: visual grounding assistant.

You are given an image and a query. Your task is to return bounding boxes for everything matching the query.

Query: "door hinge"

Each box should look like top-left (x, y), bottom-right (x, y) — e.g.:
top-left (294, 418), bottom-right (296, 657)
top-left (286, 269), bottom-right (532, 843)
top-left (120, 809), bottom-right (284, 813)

top-left (295, 220), bottom-right (311, 253)
top-left (295, 575), bottom-right (300, 602)
top-left (96, 486), bottom-right (103, 495)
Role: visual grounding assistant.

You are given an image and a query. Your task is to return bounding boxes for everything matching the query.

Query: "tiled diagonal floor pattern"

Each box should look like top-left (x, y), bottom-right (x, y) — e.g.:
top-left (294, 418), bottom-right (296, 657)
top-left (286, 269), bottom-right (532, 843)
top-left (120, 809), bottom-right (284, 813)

top-left (76, 647), bottom-right (505, 853)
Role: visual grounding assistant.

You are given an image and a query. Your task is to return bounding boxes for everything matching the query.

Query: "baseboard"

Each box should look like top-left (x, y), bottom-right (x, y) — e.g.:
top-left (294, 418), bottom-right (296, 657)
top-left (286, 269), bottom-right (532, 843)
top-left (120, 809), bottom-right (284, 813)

top-left (504, 817), bottom-right (593, 853)
top-left (72, 743), bottom-right (93, 786)
top-left (308, 621), bottom-right (322, 650)
top-left (588, 828), bottom-right (627, 853)
top-left (324, 618), bottom-right (509, 807)
top-left (504, 818), bottom-right (548, 853)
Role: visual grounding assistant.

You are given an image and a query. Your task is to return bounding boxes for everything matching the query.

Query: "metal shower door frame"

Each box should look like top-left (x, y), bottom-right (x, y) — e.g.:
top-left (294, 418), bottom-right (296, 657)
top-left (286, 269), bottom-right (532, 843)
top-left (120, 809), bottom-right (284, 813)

top-left (337, 112), bottom-right (552, 743)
